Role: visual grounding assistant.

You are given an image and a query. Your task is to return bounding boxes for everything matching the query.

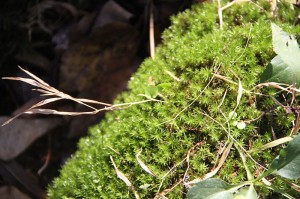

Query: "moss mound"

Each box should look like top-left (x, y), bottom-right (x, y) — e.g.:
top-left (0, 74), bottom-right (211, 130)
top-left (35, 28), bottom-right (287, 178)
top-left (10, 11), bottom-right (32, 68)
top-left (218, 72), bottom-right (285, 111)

top-left (48, 1), bottom-right (300, 198)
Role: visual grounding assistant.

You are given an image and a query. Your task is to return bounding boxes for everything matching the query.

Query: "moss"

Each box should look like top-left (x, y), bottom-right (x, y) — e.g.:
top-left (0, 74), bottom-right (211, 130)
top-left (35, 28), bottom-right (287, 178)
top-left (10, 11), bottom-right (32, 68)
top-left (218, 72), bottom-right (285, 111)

top-left (48, 1), bottom-right (300, 198)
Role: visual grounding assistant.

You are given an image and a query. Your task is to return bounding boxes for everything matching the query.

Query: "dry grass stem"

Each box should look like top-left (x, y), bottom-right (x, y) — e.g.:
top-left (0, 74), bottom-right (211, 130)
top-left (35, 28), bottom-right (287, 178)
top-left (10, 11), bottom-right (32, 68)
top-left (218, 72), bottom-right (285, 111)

top-left (248, 136), bottom-right (293, 153)
top-left (257, 82), bottom-right (300, 93)
top-left (185, 141), bottom-right (233, 185)
top-left (2, 66), bottom-right (156, 126)
top-left (110, 156), bottom-right (140, 199)
top-left (136, 149), bottom-right (157, 177)
top-left (164, 70), bottom-right (181, 82)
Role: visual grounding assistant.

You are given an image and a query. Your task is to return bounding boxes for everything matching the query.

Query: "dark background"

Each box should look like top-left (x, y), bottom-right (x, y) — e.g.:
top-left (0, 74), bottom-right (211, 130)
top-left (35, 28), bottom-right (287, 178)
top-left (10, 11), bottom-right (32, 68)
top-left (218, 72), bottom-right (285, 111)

top-left (0, 0), bottom-right (193, 198)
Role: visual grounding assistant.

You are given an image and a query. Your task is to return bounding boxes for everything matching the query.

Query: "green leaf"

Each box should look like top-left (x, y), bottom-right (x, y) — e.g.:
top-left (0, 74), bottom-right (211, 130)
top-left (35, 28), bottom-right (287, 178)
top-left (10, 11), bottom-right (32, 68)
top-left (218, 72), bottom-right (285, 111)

top-left (234, 184), bottom-right (258, 199)
top-left (157, 83), bottom-right (172, 91)
top-left (260, 23), bottom-right (300, 85)
top-left (260, 55), bottom-right (289, 83)
top-left (145, 85), bottom-right (158, 98)
top-left (187, 179), bottom-right (234, 199)
top-left (269, 134), bottom-right (300, 179)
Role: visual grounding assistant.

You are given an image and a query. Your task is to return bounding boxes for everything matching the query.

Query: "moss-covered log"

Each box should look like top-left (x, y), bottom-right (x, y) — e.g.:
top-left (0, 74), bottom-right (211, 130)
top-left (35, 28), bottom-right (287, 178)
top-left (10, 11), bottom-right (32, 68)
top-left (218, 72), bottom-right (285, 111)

top-left (48, 1), bottom-right (300, 198)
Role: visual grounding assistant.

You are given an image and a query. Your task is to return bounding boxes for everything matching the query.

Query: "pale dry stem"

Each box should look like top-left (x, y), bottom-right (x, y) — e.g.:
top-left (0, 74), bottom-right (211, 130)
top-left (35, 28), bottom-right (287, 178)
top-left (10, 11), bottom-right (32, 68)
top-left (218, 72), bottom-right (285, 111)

top-left (2, 66), bottom-right (156, 126)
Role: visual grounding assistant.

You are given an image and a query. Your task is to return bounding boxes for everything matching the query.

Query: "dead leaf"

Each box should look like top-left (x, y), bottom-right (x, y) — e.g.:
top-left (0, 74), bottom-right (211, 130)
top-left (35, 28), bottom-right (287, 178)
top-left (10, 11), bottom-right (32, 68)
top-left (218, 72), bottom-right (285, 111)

top-left (203, 141), bottom-right (232, 179)
top-left (110, 156), bottom-right (140, 199)
top-left (136, 149), bottom-right (157, 177)
top-left (0, 117), bottom-right (61, 161)
top-left (110, 156), bottom-right (132, 187)
top-left (0, 160), bottom-right (45, 198)
top-left (0, 186), bottom-right (31, 199)
top-left (93, 0), bottom-right (133, 28)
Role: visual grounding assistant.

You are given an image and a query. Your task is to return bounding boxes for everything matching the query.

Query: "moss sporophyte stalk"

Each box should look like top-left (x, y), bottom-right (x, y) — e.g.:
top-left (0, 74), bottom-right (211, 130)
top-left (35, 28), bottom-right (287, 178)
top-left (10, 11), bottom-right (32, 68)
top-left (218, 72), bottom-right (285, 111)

top-left (48, 1), bottom-right (300, 198)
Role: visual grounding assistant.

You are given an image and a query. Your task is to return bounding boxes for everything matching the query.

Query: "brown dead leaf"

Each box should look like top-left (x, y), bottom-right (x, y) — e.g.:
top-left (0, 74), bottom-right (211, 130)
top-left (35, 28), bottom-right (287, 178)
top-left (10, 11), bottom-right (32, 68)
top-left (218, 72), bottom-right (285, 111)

top-left (0, 160), bottom-right (45, 198)
top-left (136, 149), bottom-right (157, 177)
top-left (110, 156), bottom-right (140, 199)
top-left (93, 0), bottom-right (133, 27)
top-left (0, 117), bottom-right (61, 161)
top-left (0, 186), bottom-right (31, 199)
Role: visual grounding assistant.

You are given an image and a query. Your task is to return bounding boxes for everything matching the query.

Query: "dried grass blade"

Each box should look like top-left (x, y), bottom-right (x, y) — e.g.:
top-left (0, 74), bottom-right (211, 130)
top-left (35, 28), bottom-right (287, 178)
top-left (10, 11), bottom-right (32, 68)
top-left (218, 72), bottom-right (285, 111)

top-left (110, 156), bottom-right (132, 186)
top-left (110, 156), bottom-right (140, 199)
top-left (164, 70), bottom-right (181, 82)
top-left (18, 66), bottom-right (51, 87)
top-left (2, 77), bottom-right (42, 88)
top-left (3, 76), bottom-right (52, 92)
top-left (37, 87), bottom-right (99, 110)
top-left (54, 92), bottom-right (98, 111)
top-left (24, 109), bottom-right (101, 116)
top-left (213, 73), bottom-right (238, 85)
top-left (69, 98), bottom-right (98, 111)
top-left (186, 142), bottom-right (233, 185)
top-left (248, 136), bottom-right (293, 153)
top-left (17, 66), bottom-right (60, 93)
top-left (203, 141), bottom-right (232, 179)
top-left (33, 89), bottom-right (55, 95)
top-left (1, 98), bottom-right (63, 125)
top-left (2, 67), bottom-right (153, 127)
top-left (31, 98), bottom-right (63, 109)
top-left (285, 180), bottom-right (300, 192)
top-left (1, 113), bottom-right (24, 126)
top-left (77, 98), bottom-right (112, 106)
top-left (136, 149), bottom-right (157, 177)
top-left (257, 82), bottom-right (289, 91)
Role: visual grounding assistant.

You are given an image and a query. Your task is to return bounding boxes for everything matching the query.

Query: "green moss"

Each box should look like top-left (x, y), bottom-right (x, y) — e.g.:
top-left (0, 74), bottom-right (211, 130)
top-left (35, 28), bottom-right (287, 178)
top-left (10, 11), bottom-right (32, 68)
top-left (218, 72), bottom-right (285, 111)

top-left (48, 1), bottom-right (300, 198)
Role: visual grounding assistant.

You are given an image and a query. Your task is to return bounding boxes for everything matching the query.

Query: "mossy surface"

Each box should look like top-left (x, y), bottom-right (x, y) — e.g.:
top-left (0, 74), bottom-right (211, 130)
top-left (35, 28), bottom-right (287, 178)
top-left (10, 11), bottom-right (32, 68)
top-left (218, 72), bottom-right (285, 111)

top-left (48, 1), bottom-right (300, 198)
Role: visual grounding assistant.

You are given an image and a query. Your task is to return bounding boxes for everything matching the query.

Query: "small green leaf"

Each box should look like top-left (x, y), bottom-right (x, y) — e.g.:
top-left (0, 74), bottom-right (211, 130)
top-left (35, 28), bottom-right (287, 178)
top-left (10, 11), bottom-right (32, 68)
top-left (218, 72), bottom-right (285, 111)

top-left (234, 184), bottom-right (258, 199)
top-left (187, 179), bottom-right (234, 199)
top-left (260, 23), bottom-right (300, 85)
top-left (269, 134), bottom-right (300, 179)
top-left (145, 85), bottom-right (158, 98)
top-left (157, 83), bottom-right (172, 91)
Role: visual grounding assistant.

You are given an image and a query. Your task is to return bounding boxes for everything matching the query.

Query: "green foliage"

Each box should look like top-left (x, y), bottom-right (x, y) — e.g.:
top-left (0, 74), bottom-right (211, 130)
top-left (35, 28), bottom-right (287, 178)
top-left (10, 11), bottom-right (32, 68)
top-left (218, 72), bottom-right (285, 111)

top-left (187, 178), bottom-right (258, 199)
top-left (261, 23), bottom-right (300, 85)
top-left (187, 178), bottom-right (235, 199)
top-left (48, 1), bottom-right (300, 198)
top-left (269, 134), bottom-right (300, 179)
top-left (188, 24), bottom-right (300, 199)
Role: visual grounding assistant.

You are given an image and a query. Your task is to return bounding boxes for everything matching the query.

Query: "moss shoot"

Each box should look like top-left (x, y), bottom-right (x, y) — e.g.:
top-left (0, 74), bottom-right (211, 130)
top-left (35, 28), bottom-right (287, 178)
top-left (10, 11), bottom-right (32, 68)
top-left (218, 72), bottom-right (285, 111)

top-left (48, 1), bottom-right (300, 198)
